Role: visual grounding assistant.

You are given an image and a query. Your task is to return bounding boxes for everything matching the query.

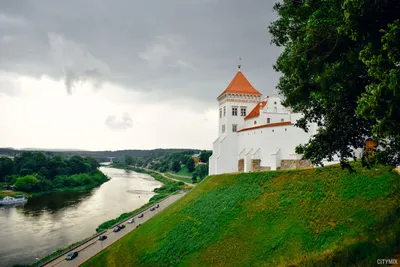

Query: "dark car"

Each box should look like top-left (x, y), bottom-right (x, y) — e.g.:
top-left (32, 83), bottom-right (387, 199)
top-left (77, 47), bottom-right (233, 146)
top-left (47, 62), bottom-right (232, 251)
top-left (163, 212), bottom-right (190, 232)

top-left (65, 251), bottom-right (78, 260)
top-left (155, 204), bottom-right (160, 208)
top-left (98, 235), bottom-right (107, 241)
top-left (150, 207), bottom-right (155, 211)
top-left (113, 224), bottom-right (125, 232)
top-left (138, 213), bottom-right (144, 218)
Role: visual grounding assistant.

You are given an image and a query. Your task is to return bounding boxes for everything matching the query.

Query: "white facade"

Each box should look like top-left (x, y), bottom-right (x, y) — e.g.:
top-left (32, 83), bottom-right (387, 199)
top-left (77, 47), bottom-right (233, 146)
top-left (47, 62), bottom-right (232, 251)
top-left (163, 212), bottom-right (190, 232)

top-left (209, 71), bottom-right (362, 175)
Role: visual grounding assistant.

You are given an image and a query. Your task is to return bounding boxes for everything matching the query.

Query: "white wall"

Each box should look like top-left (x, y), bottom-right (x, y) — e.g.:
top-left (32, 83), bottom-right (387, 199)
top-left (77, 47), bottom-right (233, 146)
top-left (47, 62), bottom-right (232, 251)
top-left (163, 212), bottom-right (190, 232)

top-left (238, 124), bottom-right (313, 169)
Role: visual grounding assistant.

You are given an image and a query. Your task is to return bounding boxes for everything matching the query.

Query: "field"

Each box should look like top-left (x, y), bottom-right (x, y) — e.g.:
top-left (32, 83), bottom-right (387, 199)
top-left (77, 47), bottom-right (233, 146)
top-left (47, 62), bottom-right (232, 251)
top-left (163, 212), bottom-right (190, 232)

top-left (176, 166), bottom-right (192, 177)
top-left (83, 163), bottom-right (400, 267)
top-left (164, 172), bottom-right (192, 183)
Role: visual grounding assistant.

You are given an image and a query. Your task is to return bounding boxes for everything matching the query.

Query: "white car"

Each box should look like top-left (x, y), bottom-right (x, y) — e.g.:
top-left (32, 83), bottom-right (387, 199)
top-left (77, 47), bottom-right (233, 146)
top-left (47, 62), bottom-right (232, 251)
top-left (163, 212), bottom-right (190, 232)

top-left (127, 218), bottom-right (135, 224)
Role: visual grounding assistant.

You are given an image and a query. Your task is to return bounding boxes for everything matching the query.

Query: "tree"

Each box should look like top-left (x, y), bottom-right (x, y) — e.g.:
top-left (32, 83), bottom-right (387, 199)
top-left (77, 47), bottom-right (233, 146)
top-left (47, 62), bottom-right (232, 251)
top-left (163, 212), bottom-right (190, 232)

top-left (194, 164), bottom-right (208, 181)
top-left (171, 161), bottom-right (181, 173)
top-left (191, 172), bottom-right (198, 184)
top-left (199, 151), bottom-right (212, 163)
top-left (185, 157), bottom-right (195, 172)
top-left (124, 155), bottom-right (134, 166)
top-left (14, 175), bottom-right (40, 192)
top-left (268, 0), bottom-right (400, 167)
top-left (0, 157), bottom-right (14, 182)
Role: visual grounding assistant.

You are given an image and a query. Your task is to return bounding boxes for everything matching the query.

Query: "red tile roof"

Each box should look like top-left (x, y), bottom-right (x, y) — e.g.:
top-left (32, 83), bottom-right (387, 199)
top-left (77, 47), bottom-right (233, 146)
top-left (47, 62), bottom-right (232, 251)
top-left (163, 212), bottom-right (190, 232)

top-left (218, 71), bottom-right (262, 98)
top-left (237, 121), bottom-right (293, 133)
top-left (244, 100), bottom-right (268, 119)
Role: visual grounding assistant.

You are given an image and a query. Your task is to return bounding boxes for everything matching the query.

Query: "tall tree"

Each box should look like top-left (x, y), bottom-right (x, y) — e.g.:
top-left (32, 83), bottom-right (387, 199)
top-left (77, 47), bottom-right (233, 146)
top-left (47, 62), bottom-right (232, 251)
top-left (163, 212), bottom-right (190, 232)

top-left (171, 161), bottom-right (181, 173)
top-left (0, 157), bottom-right (14, 182)
top-left (268, 0), bottom-right (400, 166)
top-left (199, 151), bottom-right (212, 163)
top-left (185, 157), bottom-right (195, 172)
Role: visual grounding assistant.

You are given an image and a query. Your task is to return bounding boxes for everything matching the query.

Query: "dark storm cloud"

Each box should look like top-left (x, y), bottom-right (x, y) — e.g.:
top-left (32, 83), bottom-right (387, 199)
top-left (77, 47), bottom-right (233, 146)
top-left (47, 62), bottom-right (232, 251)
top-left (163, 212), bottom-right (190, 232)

top-left (0, 0), bottom-right (282, 102)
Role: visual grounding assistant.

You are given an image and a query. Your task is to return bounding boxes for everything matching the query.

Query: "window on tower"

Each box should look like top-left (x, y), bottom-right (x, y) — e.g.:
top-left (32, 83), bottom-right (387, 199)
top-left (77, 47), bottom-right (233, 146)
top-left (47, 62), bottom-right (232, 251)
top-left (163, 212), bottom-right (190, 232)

top-left (223, 106), bottom-right (226, 117)
top-left (232, 124), bottom-right (237, 132)
top-left (240, 107), bottom-right (247, 116)
top-left (219, 108), bottom-right (222, 118)
top-left (267, 118), bottom-right (271, 123)
top-left (222, 124), bottom-right (226, 133)
top-left (232, 106), bottom-right (238, 116)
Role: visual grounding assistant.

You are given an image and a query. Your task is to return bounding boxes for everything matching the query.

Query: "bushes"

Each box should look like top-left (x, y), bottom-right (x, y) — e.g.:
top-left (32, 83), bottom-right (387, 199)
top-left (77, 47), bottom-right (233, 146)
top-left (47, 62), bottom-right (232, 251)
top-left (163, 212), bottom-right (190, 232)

top-left (14, 175), bottom-right (40, 192)
top-left (13, 170), bottom-right (108, 194)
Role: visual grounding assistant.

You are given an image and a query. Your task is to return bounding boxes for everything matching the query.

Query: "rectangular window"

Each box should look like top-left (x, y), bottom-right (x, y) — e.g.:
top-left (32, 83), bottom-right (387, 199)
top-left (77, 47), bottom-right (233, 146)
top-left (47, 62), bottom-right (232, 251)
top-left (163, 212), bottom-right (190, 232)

top-left (223, 106), bottom-right (226, 117)
top-left (222, 124), bottom-right (226, 133)
top-left (267, 118), bottom-right (270, 123)
top-left (219, 108), bottom-right (222, 118)
top-left (232, 124), bottom-right (237, 132)
top-left (232, 106), bottom-right (238, 116)
top-left (240, 107), bottom-right (247, 116)
top-left (281, 118), bottom-right (284, 122)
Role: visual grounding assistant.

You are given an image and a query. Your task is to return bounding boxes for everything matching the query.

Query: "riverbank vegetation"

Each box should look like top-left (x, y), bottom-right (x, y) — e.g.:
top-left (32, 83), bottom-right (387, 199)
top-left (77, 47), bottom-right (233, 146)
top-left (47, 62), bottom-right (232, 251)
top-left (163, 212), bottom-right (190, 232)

top-left (84, 162), bottom-right (400, 266)
top-left (0, 152), bottom-right (108, 196)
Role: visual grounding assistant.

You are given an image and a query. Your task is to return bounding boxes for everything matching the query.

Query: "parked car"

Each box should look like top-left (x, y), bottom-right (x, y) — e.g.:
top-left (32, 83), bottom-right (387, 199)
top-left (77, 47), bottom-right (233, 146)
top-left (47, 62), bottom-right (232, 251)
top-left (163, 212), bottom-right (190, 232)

top-left (150, 207), bottom-right (155, 211)
top-left (155, 204), bottom-right (160, 208)
top-left (65, 251), bottom-right (78, 260)
top-left (98, 235), bottom-right (107, 241)
top-left (120, 224), bottom-right (125, 229)
top-left (138, 213), bottom-right (144, 218)
top-left (128, 218), bottom-right (135, 224)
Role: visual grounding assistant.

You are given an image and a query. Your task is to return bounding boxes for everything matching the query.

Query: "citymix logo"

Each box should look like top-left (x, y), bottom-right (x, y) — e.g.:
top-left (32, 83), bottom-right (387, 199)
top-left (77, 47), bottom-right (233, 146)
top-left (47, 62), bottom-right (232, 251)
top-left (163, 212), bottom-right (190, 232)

top-left (377, 259), bottom-right (398, 265)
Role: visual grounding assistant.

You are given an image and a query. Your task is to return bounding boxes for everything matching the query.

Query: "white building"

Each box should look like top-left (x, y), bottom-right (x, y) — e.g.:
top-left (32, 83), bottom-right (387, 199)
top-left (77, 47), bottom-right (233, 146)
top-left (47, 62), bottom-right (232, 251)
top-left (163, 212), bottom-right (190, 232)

top-left (209, 69), bottom-right (362, 175)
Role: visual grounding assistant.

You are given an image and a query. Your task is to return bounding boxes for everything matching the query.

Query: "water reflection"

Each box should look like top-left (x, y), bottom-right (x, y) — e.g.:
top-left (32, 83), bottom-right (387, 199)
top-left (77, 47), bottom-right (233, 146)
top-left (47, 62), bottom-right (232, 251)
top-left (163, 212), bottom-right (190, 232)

top-left (0, 167), bottom-right (163, 267)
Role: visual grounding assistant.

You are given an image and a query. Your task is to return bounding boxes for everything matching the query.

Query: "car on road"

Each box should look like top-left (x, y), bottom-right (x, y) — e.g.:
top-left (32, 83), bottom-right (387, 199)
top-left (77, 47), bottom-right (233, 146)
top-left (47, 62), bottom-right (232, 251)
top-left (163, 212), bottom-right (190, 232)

top-left (113, 224), bottom-right (125, 232)
top-left (138, 213), bottom-right (144, 218)
top-left (127, 218), bottom-right (135, 224)
top-left (155, 204), bottom-right (160, 208)
top-left (98, 235), bottom-right (107, 241)
top-left (65, 251), bottom-right (78, 260)
top-left (150, 207), bottom-right (155, 211)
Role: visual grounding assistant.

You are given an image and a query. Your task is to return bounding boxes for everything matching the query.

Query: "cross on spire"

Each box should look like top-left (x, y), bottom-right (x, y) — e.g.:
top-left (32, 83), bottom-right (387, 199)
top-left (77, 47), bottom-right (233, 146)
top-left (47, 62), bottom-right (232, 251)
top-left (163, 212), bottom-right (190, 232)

top-left (238, 57), bottom-right (242, 71)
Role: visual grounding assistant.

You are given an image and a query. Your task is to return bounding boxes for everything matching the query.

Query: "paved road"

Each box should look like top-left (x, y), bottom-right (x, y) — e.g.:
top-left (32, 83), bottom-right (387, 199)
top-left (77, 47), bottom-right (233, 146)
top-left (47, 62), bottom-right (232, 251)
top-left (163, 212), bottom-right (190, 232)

top-left (44, 193), bottom-right (185, 267)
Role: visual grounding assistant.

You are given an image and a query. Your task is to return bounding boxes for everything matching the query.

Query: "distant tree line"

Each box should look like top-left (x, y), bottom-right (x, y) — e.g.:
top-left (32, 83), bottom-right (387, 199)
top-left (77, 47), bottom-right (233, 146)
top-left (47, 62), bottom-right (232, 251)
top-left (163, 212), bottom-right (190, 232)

top-left (0, 152), bottom-right (106, 193)
top-left (122, 150), bottom-right (212, 175)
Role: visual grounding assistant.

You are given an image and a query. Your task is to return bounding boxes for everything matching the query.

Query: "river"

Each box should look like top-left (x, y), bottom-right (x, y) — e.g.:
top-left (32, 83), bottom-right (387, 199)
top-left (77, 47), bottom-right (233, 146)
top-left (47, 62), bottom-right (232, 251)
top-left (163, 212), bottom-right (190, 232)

top-left (0, 166), bottom-right (163, 267)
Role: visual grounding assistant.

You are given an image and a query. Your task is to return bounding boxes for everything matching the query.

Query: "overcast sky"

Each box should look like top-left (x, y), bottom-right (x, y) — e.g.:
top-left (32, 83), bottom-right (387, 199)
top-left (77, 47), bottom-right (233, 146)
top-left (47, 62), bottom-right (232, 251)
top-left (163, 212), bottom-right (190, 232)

top-left (0, 0), bottom-right (282, 151)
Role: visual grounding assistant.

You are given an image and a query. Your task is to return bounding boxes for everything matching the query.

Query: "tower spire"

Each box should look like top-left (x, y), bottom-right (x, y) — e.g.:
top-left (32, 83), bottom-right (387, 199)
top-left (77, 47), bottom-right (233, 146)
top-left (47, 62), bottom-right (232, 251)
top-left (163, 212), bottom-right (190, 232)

top-left (238, 57), bottom-right (242, 71)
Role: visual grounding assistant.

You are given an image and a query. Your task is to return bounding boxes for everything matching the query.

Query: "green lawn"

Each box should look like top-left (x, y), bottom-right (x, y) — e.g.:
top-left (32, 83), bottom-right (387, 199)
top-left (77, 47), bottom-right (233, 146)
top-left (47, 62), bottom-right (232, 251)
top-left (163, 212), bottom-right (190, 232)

top-left (176, 166), bottom-right (192, 177)
top-left (83, 163), bottom-right (400, 267)
top-left (164, 173), bottom-right (192, 184)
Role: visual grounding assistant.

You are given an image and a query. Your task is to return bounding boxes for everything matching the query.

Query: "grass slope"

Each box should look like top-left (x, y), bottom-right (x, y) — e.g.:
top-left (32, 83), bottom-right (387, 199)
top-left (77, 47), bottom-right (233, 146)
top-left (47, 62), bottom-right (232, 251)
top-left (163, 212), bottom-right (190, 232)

top-left (83, 163), bottom-right (400, 267)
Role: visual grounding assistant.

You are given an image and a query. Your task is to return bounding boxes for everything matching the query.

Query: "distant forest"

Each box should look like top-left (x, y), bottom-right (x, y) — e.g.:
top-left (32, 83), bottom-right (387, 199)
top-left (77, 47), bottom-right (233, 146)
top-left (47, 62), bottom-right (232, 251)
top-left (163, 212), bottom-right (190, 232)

top-left (0, 148), bottom-right (203, 163)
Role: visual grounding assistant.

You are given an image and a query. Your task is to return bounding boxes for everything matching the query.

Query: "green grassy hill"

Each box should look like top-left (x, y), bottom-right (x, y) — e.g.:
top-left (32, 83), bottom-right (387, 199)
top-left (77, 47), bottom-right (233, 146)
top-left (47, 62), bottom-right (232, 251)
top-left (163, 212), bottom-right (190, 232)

top-left (83, 163), bottom-right (400, 267)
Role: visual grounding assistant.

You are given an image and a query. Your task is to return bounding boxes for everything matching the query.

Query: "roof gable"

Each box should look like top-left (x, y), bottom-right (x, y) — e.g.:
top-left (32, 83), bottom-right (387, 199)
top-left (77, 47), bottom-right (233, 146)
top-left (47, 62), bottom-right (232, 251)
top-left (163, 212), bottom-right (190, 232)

top-left (245, 100), bottom-right (268, 119)
top-left (218, 71), bottom-right (262, 98)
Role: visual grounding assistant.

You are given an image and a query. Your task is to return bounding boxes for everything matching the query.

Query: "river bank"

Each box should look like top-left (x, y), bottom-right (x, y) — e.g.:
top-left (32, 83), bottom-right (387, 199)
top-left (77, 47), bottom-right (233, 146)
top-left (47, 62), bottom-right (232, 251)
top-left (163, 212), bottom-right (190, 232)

top-left (94, 164), bottom-right (187, 233)
top-left (0, 166), bottom-right (162, 267)
top-left (0, 170), bottom-right (109, 199)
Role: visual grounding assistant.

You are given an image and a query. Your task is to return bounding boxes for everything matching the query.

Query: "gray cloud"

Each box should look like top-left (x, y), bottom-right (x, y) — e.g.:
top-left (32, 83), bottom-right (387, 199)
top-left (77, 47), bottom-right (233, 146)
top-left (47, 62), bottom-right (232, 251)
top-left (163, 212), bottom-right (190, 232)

top-left (105, 113), bottom-right (133, 130)
top-left (0, 0), bottom-right (282, 102)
